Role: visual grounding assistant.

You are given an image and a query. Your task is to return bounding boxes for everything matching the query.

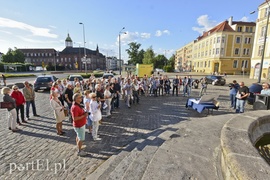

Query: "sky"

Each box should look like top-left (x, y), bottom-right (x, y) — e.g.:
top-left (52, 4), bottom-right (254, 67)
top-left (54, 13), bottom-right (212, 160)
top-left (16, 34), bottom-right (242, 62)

top-left (0, 0), bottom-right (264, 62)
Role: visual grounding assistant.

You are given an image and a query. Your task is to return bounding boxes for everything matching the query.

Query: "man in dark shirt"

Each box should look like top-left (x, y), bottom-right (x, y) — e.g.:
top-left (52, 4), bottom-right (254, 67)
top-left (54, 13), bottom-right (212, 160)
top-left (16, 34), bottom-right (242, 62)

top-left (236, 82), bottom-right (249, 113)
top-left (64, 84), bottom-right (74, 122)
top-left (158, 76), bottom-right (164, 96)
top-left (172, 75), bottom-right (179, 96)
top-left (113, 79), bottom-right (121, 108)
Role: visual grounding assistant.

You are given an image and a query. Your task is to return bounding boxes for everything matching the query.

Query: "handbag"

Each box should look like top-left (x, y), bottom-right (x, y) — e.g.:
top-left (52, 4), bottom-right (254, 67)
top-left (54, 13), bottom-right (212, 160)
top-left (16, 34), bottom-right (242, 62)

top-left (63, 108), bottom-right (69, 117)
top-left (0, 102), bottom-right (13, 109)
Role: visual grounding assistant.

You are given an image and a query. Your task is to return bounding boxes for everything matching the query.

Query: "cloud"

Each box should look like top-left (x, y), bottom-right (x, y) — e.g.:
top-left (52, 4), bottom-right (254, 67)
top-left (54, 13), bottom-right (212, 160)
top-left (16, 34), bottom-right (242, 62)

top-left (0, 30), bottom-right (12, 35)
top-left (192, 15), bottom-right (217, 34)
top-left (141, 32), bottom-right (151, 39)
top-left (0, 17), bottom-right (58, 38)
top-left (155, 30), bottom-right (170, 37)
top-left (49, 25), bottom-right (57, 29)
top-left (116, 31), bottom-right (151, 45)
top-left (17, 36), bottom-right (60, 44)
top-left (240, 16), bottom-right (249, 22)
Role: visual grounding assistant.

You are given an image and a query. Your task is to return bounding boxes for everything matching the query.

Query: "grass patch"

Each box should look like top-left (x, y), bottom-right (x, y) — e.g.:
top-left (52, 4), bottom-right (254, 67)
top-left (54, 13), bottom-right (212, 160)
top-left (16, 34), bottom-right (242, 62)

top-left (4, 74), bottom-right (36, 78)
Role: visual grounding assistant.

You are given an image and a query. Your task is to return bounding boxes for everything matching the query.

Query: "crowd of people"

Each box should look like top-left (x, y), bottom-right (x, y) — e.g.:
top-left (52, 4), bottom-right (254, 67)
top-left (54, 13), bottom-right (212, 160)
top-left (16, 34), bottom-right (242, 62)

top-left (3, 72), bottom-right (270, 156)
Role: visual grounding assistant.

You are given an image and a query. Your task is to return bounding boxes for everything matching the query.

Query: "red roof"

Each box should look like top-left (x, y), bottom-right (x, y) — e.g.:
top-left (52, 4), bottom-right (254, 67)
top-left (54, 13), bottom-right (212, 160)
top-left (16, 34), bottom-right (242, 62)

top-left (197, 21), bottom-right (234, 41)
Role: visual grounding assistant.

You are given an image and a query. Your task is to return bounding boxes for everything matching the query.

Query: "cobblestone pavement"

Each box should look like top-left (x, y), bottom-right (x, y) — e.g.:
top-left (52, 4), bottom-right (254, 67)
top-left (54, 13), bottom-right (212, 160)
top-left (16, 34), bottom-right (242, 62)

top-left (0, 84), bottom-right (253, 180)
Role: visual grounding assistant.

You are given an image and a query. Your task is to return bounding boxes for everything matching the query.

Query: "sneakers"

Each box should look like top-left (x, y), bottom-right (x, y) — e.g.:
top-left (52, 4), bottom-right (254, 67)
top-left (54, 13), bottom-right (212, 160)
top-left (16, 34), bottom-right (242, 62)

top-left (77, 150), bottom-right (87, 157)
top-left (93, 137), bottom-right (102, 141)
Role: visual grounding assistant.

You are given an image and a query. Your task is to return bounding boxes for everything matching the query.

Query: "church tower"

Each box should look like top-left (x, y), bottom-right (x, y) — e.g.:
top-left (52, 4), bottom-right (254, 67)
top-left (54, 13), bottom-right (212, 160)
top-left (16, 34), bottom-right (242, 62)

top-left (65, 33), bottom-right (73, 47)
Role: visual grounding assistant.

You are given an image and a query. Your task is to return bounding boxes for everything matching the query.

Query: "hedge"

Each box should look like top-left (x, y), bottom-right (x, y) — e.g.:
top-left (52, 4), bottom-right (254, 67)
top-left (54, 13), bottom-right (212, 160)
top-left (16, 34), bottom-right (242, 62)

top-left (4, 74), bottom-right (36, 78)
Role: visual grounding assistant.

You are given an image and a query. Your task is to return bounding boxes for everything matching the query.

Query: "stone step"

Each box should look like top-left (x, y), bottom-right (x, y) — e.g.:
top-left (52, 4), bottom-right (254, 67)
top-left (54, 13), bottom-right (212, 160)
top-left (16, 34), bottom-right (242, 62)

top-left (121, 129), bottom-right (177, 180)
top-left (87, 127), bottom-right (175, 180)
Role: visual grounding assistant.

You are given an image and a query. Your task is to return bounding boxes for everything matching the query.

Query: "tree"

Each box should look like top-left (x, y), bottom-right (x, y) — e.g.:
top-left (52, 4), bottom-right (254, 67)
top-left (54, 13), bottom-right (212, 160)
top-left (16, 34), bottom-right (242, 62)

top-left (153, 54), bottom-right (167, 69)
top-left (142, 46), bottom-right (155, 64)
top-left (2, 48), bottom-right (25, 63)
top-left (126, 42), bottom-right (143, 65)
top-left (168, 54), bottom-right (175, 67)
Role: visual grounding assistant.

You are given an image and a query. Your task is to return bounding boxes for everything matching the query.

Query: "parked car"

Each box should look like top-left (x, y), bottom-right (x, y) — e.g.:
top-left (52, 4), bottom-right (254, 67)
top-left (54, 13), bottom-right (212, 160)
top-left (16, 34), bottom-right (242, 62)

top-left (34, 75), bottom-right (57, 92)
top-left (68, 75), bottom-right (84, 83)
top-left (247, 83), bottom-right (263, 105)
top-left (102, 73), bottom-right (114, 79)
top-left (205, 75), bottom-right (226, 86)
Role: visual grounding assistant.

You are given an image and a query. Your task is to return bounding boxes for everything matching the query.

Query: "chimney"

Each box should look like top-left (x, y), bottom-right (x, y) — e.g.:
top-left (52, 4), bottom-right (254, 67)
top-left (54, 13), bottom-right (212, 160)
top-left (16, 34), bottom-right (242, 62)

top-left (228, 16), bottom-right (233, 26)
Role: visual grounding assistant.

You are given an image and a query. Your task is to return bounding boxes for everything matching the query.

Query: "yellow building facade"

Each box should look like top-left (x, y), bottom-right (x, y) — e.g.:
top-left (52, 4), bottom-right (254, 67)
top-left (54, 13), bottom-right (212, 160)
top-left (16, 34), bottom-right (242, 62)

top-left (175, 41), bottom-right (194, 71)
top-left (192, 18), bottom-right (256, 75)
top-left (250, 1), bottom-right (270, 80)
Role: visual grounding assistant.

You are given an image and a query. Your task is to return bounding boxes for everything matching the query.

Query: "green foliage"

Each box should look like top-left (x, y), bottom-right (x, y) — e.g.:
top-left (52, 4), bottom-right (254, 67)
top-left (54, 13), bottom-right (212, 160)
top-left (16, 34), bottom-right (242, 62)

top-left (153, 54), bottom-right (167, 69)
top-left (142, 46), bottom-right (155, 64)
top-left (0, 62), bottom-right (33, 72)
top-left (2, 48), bottom-right (25, 63)
top-left (163, 65), bottom-right (174, 72)
top-left (4, 74), bottom-right (36, 78)
top-left (168, 54), bottom-right (175, 67)
top-left (126, 42), bottom-right (143, 65)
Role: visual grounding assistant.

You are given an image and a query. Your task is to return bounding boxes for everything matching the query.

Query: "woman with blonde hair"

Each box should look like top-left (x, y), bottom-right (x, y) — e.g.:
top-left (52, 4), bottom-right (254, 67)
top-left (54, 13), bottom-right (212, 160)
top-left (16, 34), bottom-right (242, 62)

top-left (104, 84), bottom-right (112, 116)
top-left (2, 87), bottom-right (19, 132)
top-left (50, 90), bottom-right (65, 135)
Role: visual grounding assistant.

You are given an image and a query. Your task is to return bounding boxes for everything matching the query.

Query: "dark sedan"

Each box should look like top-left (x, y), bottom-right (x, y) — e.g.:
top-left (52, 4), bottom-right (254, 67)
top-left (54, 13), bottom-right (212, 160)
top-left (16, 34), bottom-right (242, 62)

top-left (205, 75), bottom-right (226, 86)
top-left (247, 83), bottom-right (263, 104)
top-left (34, 75), bottom-right (57, 92)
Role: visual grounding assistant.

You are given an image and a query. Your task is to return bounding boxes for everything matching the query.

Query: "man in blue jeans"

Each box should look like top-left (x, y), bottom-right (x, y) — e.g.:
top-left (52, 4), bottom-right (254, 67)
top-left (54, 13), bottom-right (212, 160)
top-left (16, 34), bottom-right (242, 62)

top-left (229, 80), bottom-right (239, 109)
top-left (236, 82), bottom-right (249, 113)
top-left (22, 81), bottom-right (39, 119)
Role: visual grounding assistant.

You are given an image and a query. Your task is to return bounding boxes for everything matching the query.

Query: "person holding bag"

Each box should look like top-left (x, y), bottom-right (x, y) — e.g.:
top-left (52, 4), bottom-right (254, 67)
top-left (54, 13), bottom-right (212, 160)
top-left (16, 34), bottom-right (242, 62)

top-left (2, 87), bottom-right (19, 132)
top-left (11, 85), bottom-right (27, 125)
top-left (90, 93), bottom-right (102, 141)
top-left (50, 91), bottom-right (65, 135)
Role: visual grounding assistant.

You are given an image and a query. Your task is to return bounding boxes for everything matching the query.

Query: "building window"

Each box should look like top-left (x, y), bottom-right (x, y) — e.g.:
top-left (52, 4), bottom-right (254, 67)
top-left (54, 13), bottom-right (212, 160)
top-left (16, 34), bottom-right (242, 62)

top-left (197, 62), bottom-right (199, 67)
top-left (241, 60), bottom-right (248, 68)
top-left (68, 58), bottom-right (71, 62)
top-left (261, 26), bottom-right (266, 37)
top-left (222, 37), bottom-right (225, 43)
top-left (216, 48), bottom-right (220, 55)
top-left (245, 27), bottom-right (249, 32)
top-left (217, 37), bottom-right (221, 43)
top-left (265, 7), bottom-right (269, 18)
top-left (233, 60), bottom-right (238, 68)
top-left (236, 37), bottom-right (241, 43)
top-left (204, 61), bottom-right (207, 67)
top-left (235, 48), bottom-right (240, 55)
top-left (249, 27), bottom-right (253, 33)
top-left (210, 39), bottom-right (212, 44)
top-left (243, 48), bottom-right (250, 55)
top-left (205, 51), bottom-right (208, 56)
top-left (245, 37), bottom-right (251, 44)
top-left (237, 27), bottom-right (242, 32)
top-left (213, 38), bottom-right (216, 44)
top-left (209, 49), bottom-right (211, 55)
top-left (258, 45), bottom-right (263, 56)
top-left (206, 41), bottom-right (208, 46)
top-left (208, 61), bottom-right (210, 67)
top-left (221, 48), bottom-right (224, 55)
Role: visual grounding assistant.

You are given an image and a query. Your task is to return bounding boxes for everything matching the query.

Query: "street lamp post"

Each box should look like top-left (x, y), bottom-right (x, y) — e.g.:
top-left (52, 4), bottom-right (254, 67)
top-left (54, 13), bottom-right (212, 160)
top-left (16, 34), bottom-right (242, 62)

top-left (79, 22), bottom-right (87, 74)
top-left (119, 27), bottom-right (126, 75)
top-left (251, 3), bottom-right (270, 83)
top-left (53, 50), bottom-right (57, 71)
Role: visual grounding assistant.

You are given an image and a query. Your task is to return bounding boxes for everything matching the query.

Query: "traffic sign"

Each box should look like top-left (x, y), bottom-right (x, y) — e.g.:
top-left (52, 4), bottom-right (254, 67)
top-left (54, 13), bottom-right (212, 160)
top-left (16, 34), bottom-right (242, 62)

top-left (81, 58), bottom-right (91, 63)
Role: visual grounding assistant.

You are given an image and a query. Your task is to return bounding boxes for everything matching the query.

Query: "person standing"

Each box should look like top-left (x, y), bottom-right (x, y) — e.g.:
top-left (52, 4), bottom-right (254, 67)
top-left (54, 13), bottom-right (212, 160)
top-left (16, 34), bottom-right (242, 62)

top-left (261, 83), bottom-right (270, 95)
top-left (158, 76), bottom-right (164, 96)
top-left (104, 84), bottom-right (112, 116)
top-left (11, 85), bottom-right (27, 125)
top-left (187, 76), bottom-right (193, 96)
top-left (199, 77), bottom-right (208, 97)
top-left (64, 84), bottom-right (74, 122)
top-left (71, 93), bottom-right (88, 156)
top-left (172, 75), bottom-right (179, 96)
top-left (236, 82), bottom-right (249, 113)
top-left (83, 90), bottom-right (92, 134)
top-left (123, 79), bottom-right (132, 108)
top-left (2, 74), bottom-right (6, 86)
top-left (229, 80), bottom-right (239, 109)
top-left (90, 93), bottom-right (102, 141)
top-left (132, 79), bottom-right (140, 103)
top-left (183, 76), bottom-right (188, 97)
top-left (113, 78), bottom-right (121, 108)
top-left (23, 81), bottom-right (39, 119)
top-left (2, 87), bottom-right (19, 132)
top-left (50, 91), bottom-right (65, 135)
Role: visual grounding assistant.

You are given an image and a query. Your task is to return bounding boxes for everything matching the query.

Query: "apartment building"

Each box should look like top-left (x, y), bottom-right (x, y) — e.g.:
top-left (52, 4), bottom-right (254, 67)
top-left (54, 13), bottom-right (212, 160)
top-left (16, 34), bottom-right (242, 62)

top-left (175, 41), bottom-right (194, 71)
top-left (250, 0), bottom-right (270, 80)
top-left (192, 18), bottom-right (255, 74)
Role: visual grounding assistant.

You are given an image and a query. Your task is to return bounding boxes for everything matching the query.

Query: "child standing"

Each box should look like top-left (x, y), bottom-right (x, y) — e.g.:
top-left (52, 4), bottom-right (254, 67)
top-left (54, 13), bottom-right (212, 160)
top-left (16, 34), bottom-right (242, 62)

top-left (90, 93), bottom-right (102, 141)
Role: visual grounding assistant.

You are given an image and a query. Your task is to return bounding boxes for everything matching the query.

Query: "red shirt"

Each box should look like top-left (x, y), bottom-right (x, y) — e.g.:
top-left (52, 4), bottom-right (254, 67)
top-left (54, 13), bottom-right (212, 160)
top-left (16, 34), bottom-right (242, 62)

top-left (71, 103), bottom-right (86, 128)
top-left (11, 90), bottom-right (26, 106)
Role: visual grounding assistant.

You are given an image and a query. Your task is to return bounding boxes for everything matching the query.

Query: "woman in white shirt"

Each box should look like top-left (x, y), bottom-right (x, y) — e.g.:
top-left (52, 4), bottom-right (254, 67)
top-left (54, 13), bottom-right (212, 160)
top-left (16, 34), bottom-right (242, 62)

top-left (90, 93), bottom-right (102, 141)
top-left (50, 91), bottom-right (65, 135)
top-left (104, 84), bottom-right (112, 116)
top-left (83, 90), bottom-right (92, 134)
